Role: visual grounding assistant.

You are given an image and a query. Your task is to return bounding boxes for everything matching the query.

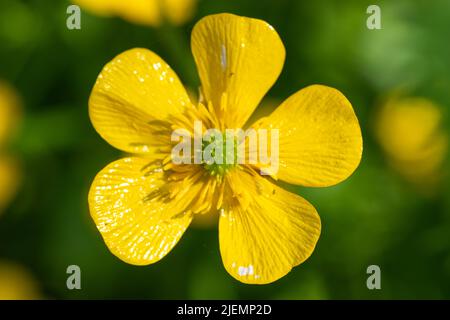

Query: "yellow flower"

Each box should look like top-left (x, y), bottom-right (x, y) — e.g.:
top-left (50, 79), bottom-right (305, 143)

top-left (0, 81), bottom-right (21, 147)
top-left (88, 13), bottom-right (362, 284)
top-left (0, 155), bottom-right (21, 212)
top-left (0, 81), bottom-right (22, 213)
top-left (0, 260), bottom-right (40, 300)
top-left (375, 96), bottom-right (448, 193)
top-left (73, 0), bottom-right (197, 26)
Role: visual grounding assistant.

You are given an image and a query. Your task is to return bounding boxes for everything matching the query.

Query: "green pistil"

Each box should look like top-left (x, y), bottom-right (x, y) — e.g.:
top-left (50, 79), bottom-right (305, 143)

top-left (202, 134), bottom-right (237, 177)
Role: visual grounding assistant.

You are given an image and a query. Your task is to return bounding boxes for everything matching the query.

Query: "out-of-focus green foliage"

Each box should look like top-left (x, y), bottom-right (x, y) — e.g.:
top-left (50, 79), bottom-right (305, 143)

top-left (0, 0), bottom-right (449, 299)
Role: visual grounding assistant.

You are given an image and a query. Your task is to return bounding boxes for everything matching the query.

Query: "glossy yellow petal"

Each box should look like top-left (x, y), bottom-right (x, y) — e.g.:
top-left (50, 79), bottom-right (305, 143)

top-left (0, 81), bottom-right (22, 146)
top-left (88, 157), bottom-right (202, 265)
top-left (219, 168), bottom-right (321, 284)
top-left (191, 13), bottom-right (285, 128)
top-left (73, 0), bottom-right (162, 26)
top-left (252, 85), bottom-right (362, 187)
top-left (0, 261), bottom-right (40, 300)
top-left (0, 155), bottom-right (21, 213)
top-left (162, 0), bottom-right (197, 25)
top-left (89, 48), bottom-right (191, 154)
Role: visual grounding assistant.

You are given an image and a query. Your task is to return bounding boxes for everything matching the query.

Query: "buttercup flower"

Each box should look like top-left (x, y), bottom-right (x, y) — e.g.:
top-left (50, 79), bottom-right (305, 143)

top-left (0, 81), bottom-right (21, 214)
top-left (375, 96), bottom-right (447, 193)
top-left (73, 0), bottom-right (197, 26)
top-left (88, 13), bottom-right (362, 284)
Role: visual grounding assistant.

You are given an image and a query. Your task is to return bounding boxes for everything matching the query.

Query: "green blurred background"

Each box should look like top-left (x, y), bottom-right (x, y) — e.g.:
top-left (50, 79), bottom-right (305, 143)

top-left (0, 0), bottom-right (449, 299)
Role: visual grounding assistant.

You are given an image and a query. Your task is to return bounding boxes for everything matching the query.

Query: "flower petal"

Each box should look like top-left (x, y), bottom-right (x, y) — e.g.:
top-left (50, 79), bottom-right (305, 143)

top-left (191, 13), bottom-right (285, 128)
top-left (88, 157), bottom-right (198, 265)
top-left (89, 48), bottom-right (191, 154)
top-left (252, 85), bottom-right (362, 187)
top-left (219, 168), bottom-right (321, 284)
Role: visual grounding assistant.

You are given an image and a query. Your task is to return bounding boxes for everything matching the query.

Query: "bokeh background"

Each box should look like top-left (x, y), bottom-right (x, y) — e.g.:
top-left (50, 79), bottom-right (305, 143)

top-left (0, 0), bottom-right (449, 299)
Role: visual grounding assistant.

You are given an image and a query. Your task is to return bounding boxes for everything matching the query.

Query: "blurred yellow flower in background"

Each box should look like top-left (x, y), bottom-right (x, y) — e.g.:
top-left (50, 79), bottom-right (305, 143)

top-left (0, 81), bottom-right (22, 214)
top-left (0, 261), bottom-right (40, 300)
top-left (0, 81), bottom-right (21, 147)
top-left (88, 13), bottom-right (362, 284)
top-left (375, 96), bottom-right (448, 193)
top-left (0, 155), bottom-right (21, 213)
top-left (73, 0), bottom-right (197, 26)
top-left (0, 83), bottom-right (39, 300)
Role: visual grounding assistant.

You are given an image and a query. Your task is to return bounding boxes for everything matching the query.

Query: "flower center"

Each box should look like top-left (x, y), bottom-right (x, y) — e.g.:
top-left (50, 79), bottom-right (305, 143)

top-left (202, 133), bottom-right (237, 177)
